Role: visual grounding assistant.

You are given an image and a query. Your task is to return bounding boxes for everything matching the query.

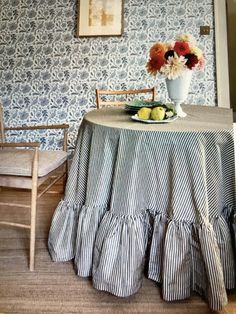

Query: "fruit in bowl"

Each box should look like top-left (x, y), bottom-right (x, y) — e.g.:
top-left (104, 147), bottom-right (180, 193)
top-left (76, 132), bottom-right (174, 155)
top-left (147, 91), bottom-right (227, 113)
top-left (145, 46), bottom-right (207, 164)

top-left (150, 106), bottom-right (165, 121)
top-left (136, 104), bottom-right (176, 121)
top-left (137, 107), bottom-right (152, 120)
top-left (165, 110), bottom-right (174, 118)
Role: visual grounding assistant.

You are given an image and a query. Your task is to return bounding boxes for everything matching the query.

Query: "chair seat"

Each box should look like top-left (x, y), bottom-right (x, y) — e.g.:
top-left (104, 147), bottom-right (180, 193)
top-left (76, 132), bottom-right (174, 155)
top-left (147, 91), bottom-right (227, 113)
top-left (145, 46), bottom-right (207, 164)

top-left (0, 149), bottom-right (67, 177)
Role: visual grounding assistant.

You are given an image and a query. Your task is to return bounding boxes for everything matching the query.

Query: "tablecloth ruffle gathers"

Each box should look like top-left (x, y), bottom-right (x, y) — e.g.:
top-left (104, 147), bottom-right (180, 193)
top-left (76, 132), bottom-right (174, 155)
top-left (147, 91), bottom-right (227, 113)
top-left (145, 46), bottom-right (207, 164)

top-left (48, 200), bottom-right (235, 311)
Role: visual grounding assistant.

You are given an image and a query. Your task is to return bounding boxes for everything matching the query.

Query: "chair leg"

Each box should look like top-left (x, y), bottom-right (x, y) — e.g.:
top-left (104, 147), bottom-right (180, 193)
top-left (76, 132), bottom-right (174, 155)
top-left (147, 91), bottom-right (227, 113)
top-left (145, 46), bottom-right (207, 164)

top-left (30, 148), bottom-right (39, 271)
top-left (30, 184), bottom-right (37, 271)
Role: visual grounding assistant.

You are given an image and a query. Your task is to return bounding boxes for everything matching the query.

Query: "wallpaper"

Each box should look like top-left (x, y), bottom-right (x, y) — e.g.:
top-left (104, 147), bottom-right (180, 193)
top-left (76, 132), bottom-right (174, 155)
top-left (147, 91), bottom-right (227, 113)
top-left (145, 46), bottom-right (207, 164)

top-left (0, 0), bottom-right (215, 150)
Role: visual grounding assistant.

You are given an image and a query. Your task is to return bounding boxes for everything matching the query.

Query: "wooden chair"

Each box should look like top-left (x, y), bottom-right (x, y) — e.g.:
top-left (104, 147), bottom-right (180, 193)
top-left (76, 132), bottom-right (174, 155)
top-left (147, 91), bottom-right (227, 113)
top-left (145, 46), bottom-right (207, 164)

top-left (0, 104), bottom-right (69, 271)
top-left (96, 87), bottom-right (156, 109)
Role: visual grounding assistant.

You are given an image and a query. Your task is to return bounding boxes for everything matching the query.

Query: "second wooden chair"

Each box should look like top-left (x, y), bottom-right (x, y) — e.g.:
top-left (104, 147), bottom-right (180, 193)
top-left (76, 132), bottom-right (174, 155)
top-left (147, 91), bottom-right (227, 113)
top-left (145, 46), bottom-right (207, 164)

top-left (96, 87), bottom-right (156, 109)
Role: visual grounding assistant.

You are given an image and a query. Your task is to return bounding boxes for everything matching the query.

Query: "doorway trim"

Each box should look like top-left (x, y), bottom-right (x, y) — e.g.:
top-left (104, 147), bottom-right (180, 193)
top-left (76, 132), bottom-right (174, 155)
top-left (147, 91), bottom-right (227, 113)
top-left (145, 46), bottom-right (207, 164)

top-left (214, 0), bottom-right (230, 108)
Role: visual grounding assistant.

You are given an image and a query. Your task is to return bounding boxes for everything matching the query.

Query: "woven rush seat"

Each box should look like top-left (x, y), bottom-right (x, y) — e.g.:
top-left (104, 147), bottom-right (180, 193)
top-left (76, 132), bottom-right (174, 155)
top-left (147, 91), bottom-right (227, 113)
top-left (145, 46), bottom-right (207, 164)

top-left (0, 150), bottom-right (67, 177)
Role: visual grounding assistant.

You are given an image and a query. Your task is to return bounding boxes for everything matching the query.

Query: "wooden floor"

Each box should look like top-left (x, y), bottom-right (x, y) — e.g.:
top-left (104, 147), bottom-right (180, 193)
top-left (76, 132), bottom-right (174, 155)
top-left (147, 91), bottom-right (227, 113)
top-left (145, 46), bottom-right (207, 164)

top-left (0, 187), bottom-right (236, 314)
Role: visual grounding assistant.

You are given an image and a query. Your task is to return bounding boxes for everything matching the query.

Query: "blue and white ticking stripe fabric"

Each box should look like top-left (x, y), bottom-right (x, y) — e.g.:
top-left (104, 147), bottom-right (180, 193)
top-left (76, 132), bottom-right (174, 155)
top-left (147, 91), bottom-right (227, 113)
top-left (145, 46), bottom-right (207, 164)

top-left (48, 111), bottom-right (235, 312)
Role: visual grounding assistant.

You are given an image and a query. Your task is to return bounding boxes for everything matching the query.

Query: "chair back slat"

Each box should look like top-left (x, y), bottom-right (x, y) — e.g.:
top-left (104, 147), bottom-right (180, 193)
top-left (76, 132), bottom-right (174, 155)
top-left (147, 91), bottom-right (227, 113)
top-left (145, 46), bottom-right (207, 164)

top-left (96, 88), bottom-right (156, 109)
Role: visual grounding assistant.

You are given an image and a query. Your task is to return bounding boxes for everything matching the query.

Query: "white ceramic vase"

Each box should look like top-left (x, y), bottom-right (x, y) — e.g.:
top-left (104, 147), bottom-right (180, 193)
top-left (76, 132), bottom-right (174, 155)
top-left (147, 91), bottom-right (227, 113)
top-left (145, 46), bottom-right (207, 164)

top-left (165, 70), bottom-right (192, 118)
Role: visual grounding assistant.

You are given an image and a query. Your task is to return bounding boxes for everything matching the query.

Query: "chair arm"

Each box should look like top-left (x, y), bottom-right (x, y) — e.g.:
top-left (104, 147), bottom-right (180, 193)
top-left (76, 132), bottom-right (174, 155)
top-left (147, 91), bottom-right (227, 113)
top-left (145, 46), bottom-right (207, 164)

top-left (0, 142), bottom-right (40, 148)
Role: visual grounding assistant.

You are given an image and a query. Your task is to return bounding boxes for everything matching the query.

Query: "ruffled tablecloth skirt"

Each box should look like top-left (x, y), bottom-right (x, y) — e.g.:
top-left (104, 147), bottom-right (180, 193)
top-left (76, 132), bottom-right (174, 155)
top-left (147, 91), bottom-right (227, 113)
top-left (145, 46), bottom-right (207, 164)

top-left (48, 118), bottom-right (235, 311)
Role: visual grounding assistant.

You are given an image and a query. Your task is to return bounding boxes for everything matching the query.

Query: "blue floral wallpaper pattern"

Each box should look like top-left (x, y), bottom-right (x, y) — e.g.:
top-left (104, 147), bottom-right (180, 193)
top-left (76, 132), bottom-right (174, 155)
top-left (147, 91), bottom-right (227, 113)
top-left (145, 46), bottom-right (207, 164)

top-left (0, 0), bottom-right (215, 150)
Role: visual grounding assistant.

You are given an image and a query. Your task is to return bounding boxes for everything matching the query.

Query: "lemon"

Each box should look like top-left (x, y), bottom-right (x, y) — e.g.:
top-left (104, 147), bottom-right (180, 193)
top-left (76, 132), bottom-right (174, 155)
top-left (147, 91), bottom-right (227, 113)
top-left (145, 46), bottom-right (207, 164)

top-left (137, 107), bottom-right (152, 120)
top-left (150, 107), bottom-right (165, 120)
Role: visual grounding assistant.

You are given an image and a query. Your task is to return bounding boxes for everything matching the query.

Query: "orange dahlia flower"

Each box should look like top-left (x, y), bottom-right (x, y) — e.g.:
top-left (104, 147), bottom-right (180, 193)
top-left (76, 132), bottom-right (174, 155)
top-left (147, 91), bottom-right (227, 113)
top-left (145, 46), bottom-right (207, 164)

top-left (146, 57), bottom-right (166, 75)
top-left (149, 42), bottom-right (167, 60)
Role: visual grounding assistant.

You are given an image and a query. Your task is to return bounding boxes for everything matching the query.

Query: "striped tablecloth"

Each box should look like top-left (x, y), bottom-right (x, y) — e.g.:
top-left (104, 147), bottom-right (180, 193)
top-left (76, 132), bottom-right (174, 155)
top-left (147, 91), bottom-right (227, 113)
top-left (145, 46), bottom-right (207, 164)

top-left (48, 105), bottom-right (235, 311)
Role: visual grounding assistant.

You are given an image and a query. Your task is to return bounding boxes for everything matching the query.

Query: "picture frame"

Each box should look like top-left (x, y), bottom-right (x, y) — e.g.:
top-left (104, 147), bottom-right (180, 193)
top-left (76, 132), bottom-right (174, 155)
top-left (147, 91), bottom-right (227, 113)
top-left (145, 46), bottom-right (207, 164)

top-left (77, 0), bottom-right (123, 37)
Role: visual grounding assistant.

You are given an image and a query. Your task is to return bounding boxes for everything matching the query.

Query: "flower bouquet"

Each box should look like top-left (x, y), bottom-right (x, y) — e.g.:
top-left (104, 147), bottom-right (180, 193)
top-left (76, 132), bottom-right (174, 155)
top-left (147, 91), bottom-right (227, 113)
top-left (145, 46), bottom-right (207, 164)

top-left (146, 33), bottom-right (205, 79)
top-left (146, 33), bottom-right (205, 117)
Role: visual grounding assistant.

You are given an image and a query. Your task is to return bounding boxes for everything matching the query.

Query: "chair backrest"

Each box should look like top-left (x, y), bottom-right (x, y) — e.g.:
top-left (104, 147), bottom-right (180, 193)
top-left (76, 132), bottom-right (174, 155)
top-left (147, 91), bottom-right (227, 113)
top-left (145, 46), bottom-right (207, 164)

top-left (96, 88), bottom-right (156, 109)
top-left (0, 104), bottom-right (5, 143)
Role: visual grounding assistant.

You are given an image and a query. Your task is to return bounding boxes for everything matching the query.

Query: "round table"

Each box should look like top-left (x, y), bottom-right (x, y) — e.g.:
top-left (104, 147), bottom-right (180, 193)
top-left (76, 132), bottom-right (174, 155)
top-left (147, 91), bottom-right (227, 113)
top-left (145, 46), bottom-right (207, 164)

top-left (48, 105), bottom-right (235, 311)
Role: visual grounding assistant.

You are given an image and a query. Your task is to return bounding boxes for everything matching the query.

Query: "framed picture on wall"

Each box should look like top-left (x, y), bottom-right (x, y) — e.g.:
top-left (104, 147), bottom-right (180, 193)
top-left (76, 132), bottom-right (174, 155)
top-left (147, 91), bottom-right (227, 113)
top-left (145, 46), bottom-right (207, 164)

top-left (77, 0), bottom-right (123, 37)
